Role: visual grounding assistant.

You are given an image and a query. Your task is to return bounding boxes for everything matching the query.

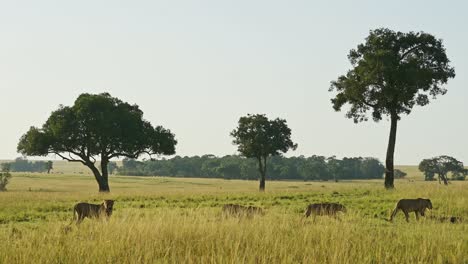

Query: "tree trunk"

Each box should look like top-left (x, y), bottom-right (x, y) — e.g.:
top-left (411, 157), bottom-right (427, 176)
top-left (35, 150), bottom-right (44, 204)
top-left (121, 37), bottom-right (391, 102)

top-left (257, 157), bottom-right (266, 192)
top-left (86, 161), bottom-right (110, 193)
top-left (99, 159), bottom-right (110, 192)
top-left (259, 173), bottom-right (265, 191)
top-left (441, 174), bottom-right (448, 185)
top-left (385, 112), bottom-right (398, 189)
top-left (98, 179), bottom-right (110, 192)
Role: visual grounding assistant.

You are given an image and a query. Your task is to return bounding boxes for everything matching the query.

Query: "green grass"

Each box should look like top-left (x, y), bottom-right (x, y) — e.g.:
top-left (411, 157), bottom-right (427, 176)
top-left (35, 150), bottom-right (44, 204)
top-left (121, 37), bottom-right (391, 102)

top-left (0, 167), bottom-right (467, 263)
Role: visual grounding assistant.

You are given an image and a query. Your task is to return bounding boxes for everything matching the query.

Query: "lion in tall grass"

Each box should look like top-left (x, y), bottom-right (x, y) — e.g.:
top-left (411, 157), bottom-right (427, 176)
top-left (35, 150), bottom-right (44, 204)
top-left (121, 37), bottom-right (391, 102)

top-left (73, 200), bottom-right (114, 224)
top-left (389, 198), bottom-right (432, 222)
top-left (304, 203), bottom-right (346, 218)
top-left (222, 204), bottom-right (263, 217)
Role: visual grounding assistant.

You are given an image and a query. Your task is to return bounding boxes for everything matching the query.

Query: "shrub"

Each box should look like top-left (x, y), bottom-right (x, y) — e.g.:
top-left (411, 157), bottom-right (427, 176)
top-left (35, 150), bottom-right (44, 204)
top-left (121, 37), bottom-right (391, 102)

top-left (0, 166), bottom-right (12, 191)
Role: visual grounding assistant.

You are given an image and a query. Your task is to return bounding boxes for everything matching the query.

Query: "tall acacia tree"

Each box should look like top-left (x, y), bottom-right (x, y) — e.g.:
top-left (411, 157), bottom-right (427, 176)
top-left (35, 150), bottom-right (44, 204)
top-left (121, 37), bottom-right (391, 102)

top-left (329, 28), bottom-right (455, 189)
top-left (231, 114), bottom-right (297, 191)
top-left (17, 93), bottom-right (177, 192)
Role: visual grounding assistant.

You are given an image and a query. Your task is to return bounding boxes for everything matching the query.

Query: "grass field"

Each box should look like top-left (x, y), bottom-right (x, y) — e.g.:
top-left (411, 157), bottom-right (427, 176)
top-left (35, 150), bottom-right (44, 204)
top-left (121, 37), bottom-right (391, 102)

top-left (0, 165), bottom-right (467, 263)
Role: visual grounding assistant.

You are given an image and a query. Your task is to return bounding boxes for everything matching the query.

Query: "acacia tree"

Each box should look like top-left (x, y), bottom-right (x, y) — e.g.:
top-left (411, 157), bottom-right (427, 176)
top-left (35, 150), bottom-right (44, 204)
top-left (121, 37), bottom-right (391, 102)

top-left (418, 155), bottom-right (465, 185)
top-left (17, 93), bottom-right (177, 192)
top-left (329, 28), bottom-right (455, 189)
top-left (231, 114), bottom-right (297, 191)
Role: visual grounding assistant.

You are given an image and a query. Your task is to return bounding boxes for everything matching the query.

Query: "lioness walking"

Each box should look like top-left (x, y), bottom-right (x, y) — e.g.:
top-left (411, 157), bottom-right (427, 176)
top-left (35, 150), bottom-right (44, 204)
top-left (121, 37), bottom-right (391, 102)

top-left (389, 198), bottom-right (432, 222)
top-left (222, 204), bottom-right (263, 217)
top-left (73, 200), bottom-right (114, 224)
top-left (304, 203), bottom-right (346, 218)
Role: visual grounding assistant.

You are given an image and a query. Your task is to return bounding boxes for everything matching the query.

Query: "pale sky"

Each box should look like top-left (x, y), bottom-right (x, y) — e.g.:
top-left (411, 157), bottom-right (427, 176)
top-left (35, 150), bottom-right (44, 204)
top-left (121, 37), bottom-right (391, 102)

top-left (0, 0), bottom-right (467, 165)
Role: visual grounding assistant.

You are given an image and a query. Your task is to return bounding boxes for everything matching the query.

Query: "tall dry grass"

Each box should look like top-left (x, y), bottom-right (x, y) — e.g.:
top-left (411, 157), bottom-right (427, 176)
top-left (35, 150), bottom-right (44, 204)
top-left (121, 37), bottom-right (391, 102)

top-left (0, 173), bottom-right (467, 263)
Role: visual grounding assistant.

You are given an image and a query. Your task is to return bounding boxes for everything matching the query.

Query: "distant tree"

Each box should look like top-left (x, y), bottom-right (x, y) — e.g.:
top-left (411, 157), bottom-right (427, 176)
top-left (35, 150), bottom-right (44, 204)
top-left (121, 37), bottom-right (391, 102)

top-left (107, 161), bottom-right (118, 175)
top-left (0, 164), bottom-right (12, 191)
top-left (7, 157), bottom-right (48, 173)
top-left (394, 169), bottom-right (407, 179)
top-left (299, 155), bottom-right (330, 181)
top-left (360, 157), bottom-right (385, 179)
top-left (10, 157), bottom-right (30, 171)
top-left (217, 159), bottom-right (241, 179)
top-left (46, 161), bottom-right (53, 174)
top-left (231, 114), bottom-right (297, 191)
top-left (423, 171), bottom-right (436, 181)
top-left (17, 93), bottom-right (177, 192)
top-left (327, 156), bottom-right (342, 182)
top-left (451, 169), bottom-right (467, 181)
top-left (418, 156), bottom-right (465, 185)
top-left (330, 28), bottom-right (455, 189)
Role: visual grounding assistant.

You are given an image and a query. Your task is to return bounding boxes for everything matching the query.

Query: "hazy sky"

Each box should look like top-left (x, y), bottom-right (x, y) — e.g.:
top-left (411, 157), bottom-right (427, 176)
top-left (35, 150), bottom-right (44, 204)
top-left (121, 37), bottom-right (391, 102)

top-left (0, 0), bottom-right (467, 164)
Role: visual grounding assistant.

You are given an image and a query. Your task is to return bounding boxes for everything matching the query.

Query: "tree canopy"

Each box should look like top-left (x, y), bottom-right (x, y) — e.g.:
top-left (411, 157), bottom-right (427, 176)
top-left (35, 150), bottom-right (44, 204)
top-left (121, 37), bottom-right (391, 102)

top-left (329, 28), bottom-right (455, 189)
top-left (17, 92), bottom-right (177, 192)
top-left (419, 155), bottom-right (466, 184)
top-left (231, 114), bottom-right (297, 191)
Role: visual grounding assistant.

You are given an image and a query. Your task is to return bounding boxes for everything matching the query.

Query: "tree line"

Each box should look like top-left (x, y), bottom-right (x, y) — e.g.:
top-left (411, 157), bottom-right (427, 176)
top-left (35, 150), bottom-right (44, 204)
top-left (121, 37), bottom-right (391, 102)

top-left (1, 157), bottom-right (53, 173)
top-left (117, 155), bottom-right (387, 181)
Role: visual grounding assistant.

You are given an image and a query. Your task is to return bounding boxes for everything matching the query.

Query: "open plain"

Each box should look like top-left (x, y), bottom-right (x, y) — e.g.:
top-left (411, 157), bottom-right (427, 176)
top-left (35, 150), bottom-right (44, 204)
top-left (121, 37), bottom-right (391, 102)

top-left (0, 165), bottom-right (466, 263)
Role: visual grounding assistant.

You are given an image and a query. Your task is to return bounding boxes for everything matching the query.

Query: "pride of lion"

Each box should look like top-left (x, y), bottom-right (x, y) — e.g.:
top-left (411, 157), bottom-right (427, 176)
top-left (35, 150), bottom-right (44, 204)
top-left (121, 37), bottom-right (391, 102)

top-left (70, 197), bottom-right (462, 225)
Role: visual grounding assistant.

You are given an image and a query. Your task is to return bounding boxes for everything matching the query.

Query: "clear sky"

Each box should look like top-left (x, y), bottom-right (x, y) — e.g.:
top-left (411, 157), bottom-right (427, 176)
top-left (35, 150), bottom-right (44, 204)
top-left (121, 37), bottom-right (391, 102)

top-left (0, 0), bottom-right (466, 165)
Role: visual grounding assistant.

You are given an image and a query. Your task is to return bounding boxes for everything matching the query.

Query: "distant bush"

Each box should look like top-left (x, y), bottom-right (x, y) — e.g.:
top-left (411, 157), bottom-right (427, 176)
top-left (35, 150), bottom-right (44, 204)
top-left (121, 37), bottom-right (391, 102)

top-left (394, 169), bottom-right (407, 178)
top-left (0, 165), bottom-right (12, 191)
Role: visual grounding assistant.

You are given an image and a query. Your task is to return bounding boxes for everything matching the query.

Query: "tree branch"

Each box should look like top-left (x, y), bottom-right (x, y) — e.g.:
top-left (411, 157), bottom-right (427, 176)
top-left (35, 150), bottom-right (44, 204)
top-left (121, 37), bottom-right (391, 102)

top-left (54, 152), bottom-right (86, 165)
top-left (362, 100), bottom-right (377, 108)
top-left (108, 152), bottom-right (138, 159)
top-left (399, 44), bottom-right (425, 62)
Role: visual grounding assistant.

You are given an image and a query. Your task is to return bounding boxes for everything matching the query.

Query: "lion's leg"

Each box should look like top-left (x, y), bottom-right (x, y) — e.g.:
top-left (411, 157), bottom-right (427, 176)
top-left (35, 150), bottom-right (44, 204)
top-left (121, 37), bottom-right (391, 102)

top-left (333, 213), bottom-right (342, 222)
top-left (312, 213), bottom-right (317, 223)
top-left (331, 211), bottom-right (339, 220)
top-left (76, 215), bottom-right (84, 225)
top-left (403, 210), bottom-right (410, 222)
top-left (415, 211), bottom-right (419, 221)
top-left (304, 207), bottom-right (311, 218)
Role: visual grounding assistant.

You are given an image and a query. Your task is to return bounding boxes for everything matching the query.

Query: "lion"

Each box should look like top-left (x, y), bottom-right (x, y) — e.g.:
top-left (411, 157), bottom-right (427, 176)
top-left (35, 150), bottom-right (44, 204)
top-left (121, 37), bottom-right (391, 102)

top-left (428, 215), bottom-right (462, 223)
top-left (389, 198), bottom-right (432, 222)
top-left (222, 204), bottom-right (264, 217)
top-left (73, 200), bottom-right (114, 224)
top-left (304, 202), bottom-right (346, 218)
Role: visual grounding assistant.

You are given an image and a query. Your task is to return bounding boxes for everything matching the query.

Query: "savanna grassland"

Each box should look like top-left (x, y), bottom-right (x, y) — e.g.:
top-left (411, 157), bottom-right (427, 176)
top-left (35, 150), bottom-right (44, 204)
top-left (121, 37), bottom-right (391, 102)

top-left (0, 165), bottom-right (467, 264)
